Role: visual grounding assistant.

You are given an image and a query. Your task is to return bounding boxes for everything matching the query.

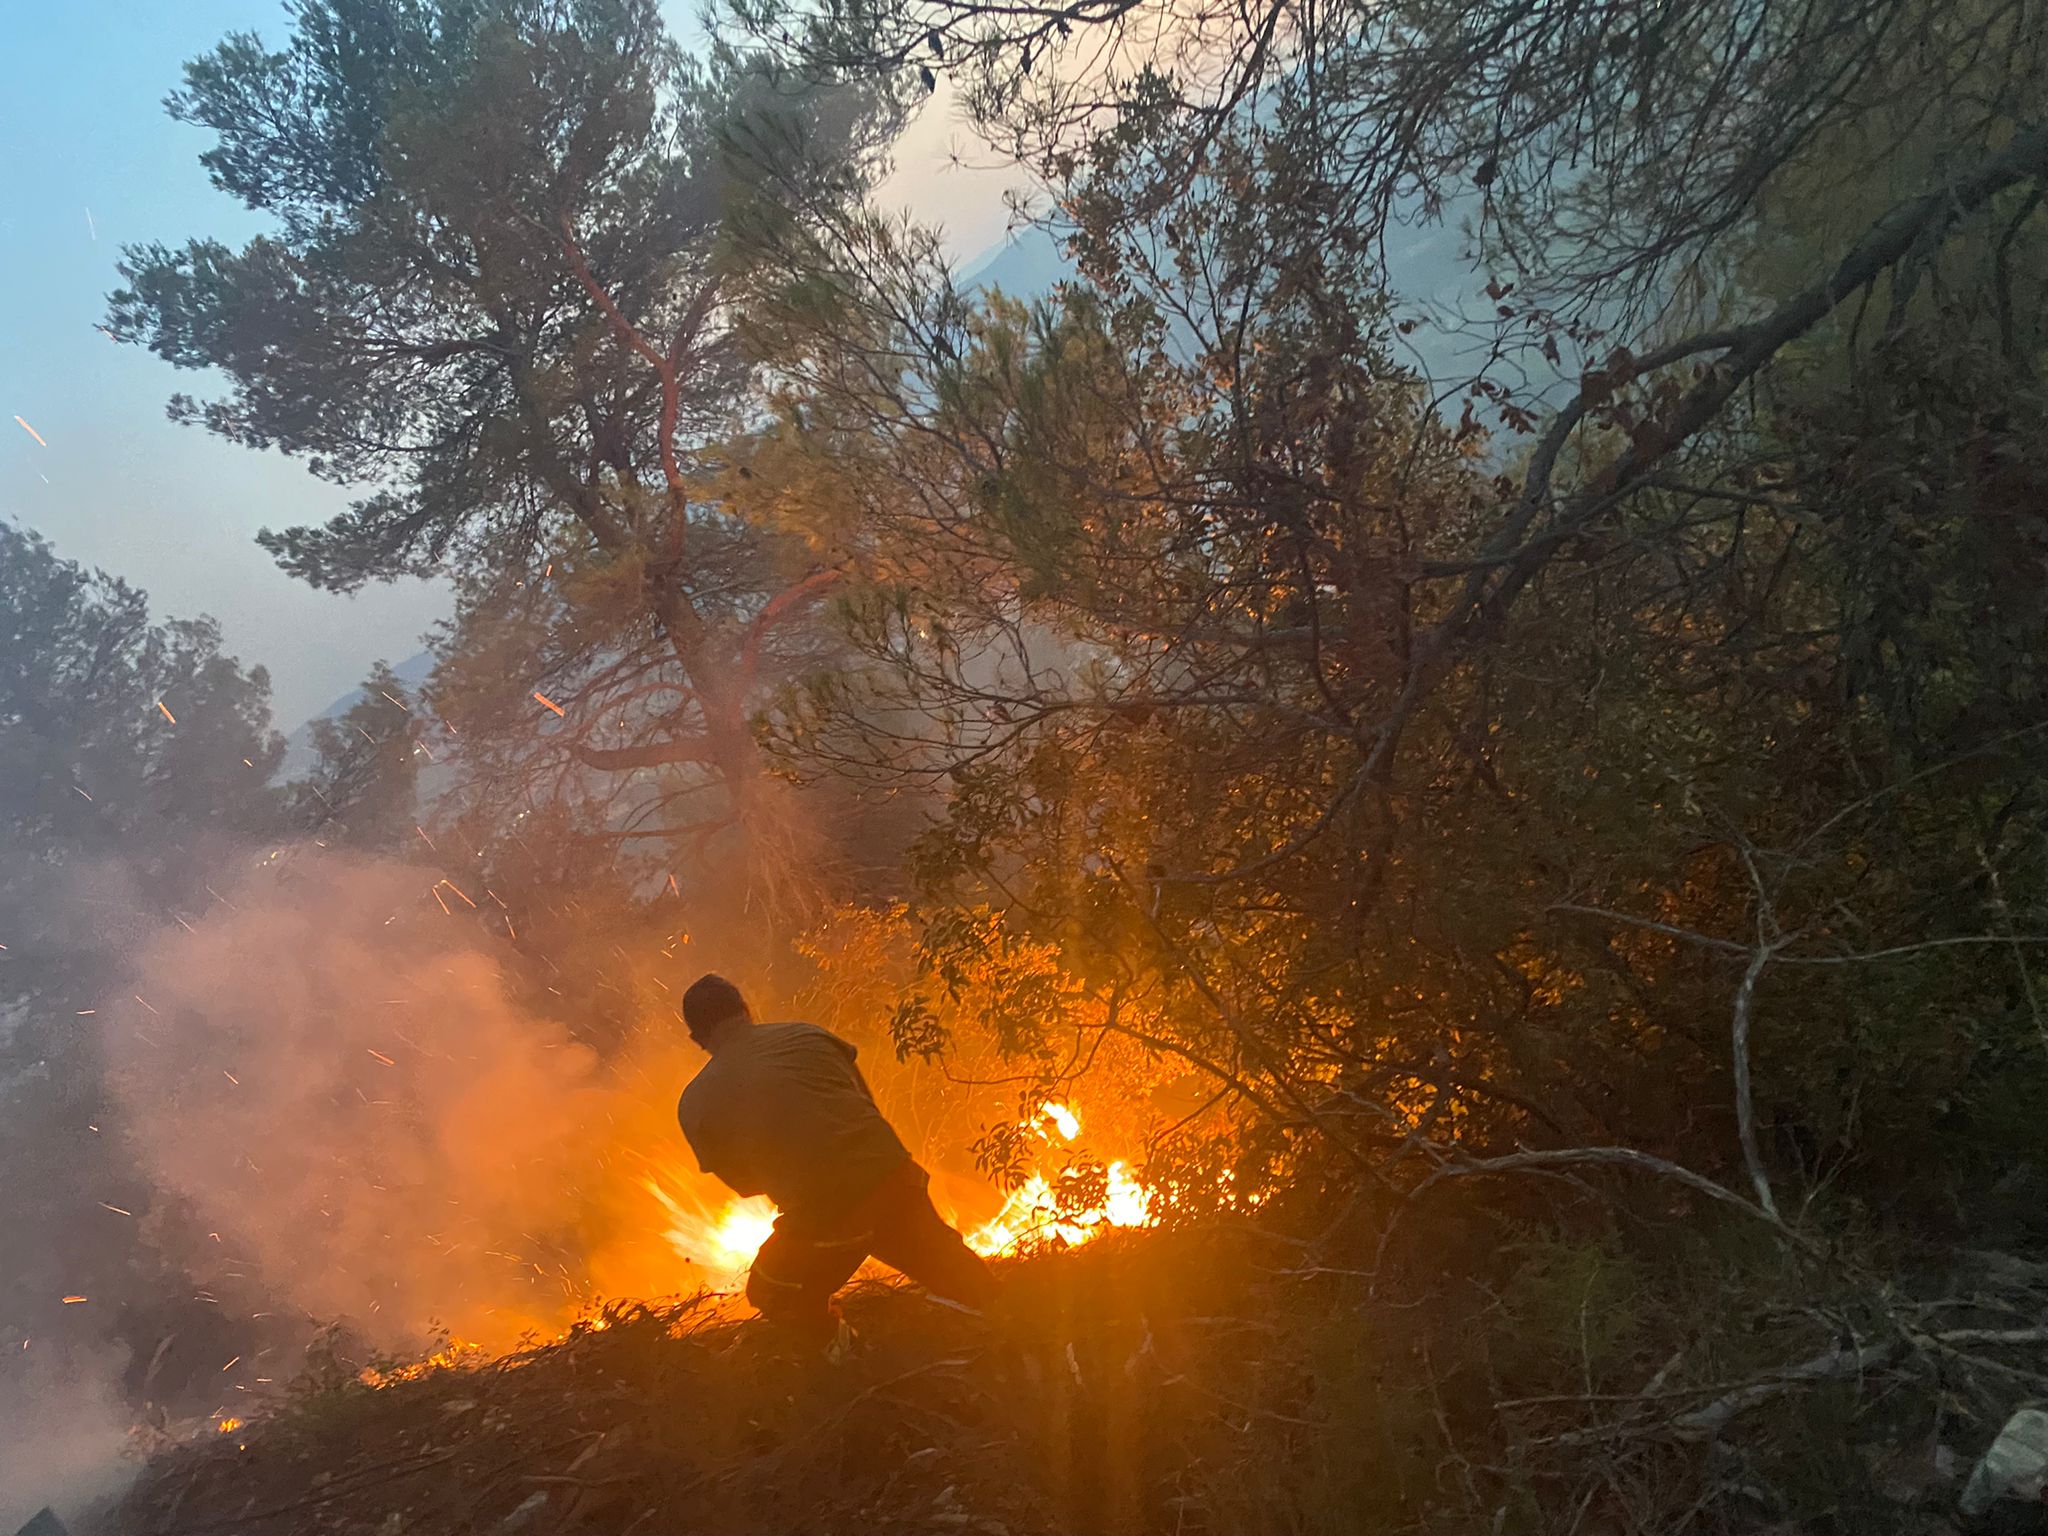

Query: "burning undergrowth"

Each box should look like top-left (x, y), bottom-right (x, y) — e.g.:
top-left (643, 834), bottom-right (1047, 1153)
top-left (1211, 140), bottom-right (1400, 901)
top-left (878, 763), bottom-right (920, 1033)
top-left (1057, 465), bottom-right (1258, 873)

top-left (108, 1228), bottom-right (1282, 1536)
top-left (86, 850), bottom-right (1169, 1435)
top-left (108, 1203), bottom-right (2048, 1536)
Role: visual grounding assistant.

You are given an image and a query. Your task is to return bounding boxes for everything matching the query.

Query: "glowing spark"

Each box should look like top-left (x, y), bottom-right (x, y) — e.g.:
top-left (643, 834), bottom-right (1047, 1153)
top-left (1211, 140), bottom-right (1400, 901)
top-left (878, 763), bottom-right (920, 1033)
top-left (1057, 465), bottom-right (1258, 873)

top-left (533, 691), bottom-right (565, 716)
top-left (222, 1070), bottom-right (239, 1085)
top-left (430, 886), bottom-right (451, 915)
top-left (216, 1418), bottom-right (242, 1435)
top-left (379, 690), bottom-right (406, 708)
top-left (222, 1356), bottom-right (240, 1372)
top-left (14, 416), bottom-right (48, 447)
top-left (367, 1049), bottom-right (396, 1066)
top-left (73, 785), bottom-right (92, 801)
top-left (156, 700), bottom-right (176, 724)
top-left (98, 1202), bottom-right (133, 1217)
top-left (543, 562), bottom-right (553, 577)
top-left (440, 879), bottom-right (477, 908)
top-left (61, 1296), bottom-right (87, 1305)
top-left (415, 825), bottom-right (437, 852)
top-left (74, 1009), bottom-right (95, 1017)
top-left (666, 874), bottom-right (680, 897)
top-left (504, 914), bottom-right (517, 940)
top-left (133, 995), bottom-right (158, 1015)
top-left (242, 758), bottom-right (254, 768)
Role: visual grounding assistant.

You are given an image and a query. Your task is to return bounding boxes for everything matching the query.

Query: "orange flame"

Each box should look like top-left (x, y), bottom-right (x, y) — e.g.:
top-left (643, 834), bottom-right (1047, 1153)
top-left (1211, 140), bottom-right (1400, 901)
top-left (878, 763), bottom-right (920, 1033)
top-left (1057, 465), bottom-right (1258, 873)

top-left (641, 1175), bottom-right (779, 1291)
top-left (967, 1161), bottom-right (1153, 1255)
top-left (636, 1097), bottom-right (1156, 1290)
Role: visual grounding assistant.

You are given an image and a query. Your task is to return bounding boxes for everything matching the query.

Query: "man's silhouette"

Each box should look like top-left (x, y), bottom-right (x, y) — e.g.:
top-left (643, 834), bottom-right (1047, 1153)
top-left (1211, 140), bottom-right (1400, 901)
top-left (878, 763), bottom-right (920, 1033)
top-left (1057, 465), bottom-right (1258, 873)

top-left (675, 973), bottom-right (998, 1350)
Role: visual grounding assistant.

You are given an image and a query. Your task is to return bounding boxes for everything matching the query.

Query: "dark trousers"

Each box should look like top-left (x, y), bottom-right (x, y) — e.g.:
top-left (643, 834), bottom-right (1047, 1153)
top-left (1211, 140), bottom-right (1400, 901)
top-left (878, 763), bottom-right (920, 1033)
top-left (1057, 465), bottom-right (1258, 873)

top-left (745, 1161), bottom-right (999, 1344)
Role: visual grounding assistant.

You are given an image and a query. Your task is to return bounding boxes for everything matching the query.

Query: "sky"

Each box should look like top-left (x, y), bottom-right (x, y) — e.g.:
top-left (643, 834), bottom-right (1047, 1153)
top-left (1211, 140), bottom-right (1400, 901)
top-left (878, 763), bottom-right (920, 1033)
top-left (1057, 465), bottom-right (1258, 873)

top-left (0, 1), bottom-right (1024, 727)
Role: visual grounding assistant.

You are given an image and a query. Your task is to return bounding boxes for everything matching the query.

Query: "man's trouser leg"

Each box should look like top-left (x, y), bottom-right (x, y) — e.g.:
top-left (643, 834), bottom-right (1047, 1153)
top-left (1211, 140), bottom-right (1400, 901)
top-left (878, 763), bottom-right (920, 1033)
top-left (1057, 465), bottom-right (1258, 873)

top-left (744, 1221), bottom-right (865, 1350)
top-left (864, 1163), bottom-right (1002, 1312)
top-left (744, 1163), bottom-right (1000, 1346)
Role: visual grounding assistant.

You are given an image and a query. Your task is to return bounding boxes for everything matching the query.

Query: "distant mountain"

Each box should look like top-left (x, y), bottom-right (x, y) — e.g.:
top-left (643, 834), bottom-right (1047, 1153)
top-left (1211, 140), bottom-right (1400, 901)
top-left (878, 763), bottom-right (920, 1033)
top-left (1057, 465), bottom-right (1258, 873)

top-left (959, 225), bottom-right (1068, 298)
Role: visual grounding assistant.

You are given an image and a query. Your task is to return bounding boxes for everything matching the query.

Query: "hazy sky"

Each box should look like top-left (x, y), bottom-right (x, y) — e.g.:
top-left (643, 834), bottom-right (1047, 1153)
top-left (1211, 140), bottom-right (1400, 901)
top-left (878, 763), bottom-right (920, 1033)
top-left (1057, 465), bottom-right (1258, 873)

top-left (0, 1), bottom-right (1022, 726)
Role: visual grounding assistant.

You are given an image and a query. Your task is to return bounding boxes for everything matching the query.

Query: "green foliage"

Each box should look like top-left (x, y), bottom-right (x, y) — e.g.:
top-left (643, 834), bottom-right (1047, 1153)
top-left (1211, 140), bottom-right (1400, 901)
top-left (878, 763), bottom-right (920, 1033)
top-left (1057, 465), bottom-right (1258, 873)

top-left (291, 660), bottom-right (424, 849)
top-left (0, 519), bottom-right (286, 1418)
top-left (114, 0), bottom-right (924, 914)
top-left (109, 0), bottom-right (738, 588)
top-left (0, 521), bottom-right (283, 1014)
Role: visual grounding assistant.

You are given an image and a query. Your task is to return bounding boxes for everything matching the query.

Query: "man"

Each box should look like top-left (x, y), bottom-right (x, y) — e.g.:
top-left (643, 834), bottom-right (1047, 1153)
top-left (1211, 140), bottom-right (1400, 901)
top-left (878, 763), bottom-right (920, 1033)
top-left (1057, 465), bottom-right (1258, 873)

top-left (674, 973), bottom-right (999, 1351)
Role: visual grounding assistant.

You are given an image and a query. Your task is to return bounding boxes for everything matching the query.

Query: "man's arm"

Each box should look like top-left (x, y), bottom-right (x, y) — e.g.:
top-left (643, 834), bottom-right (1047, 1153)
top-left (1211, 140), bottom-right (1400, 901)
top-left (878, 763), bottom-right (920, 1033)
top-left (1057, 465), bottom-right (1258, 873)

top-left (702, 1159), bottom-right (766, 1197)
top-left (678, 1094), bottom-right (765, 1197)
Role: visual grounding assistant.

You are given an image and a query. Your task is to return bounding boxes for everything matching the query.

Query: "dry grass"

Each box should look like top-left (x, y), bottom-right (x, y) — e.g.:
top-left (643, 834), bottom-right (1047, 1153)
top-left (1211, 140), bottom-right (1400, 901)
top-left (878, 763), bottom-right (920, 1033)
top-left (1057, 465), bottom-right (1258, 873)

top-left (108, 1228), bottom-right (1287, 1536)
top-left (102, 1199), bottom-right (2048, 1536)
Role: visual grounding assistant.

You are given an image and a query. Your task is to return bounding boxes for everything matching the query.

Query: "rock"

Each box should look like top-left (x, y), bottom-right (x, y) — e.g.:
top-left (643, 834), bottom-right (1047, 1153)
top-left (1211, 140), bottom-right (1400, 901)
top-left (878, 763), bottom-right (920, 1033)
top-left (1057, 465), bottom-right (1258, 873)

top-left (496, 1491), bottom-right (551, 1534)
top-left (14, 1510), bottom-right (68, 1536)
top-left (1961, 1410), bottom-right (2048, 1521)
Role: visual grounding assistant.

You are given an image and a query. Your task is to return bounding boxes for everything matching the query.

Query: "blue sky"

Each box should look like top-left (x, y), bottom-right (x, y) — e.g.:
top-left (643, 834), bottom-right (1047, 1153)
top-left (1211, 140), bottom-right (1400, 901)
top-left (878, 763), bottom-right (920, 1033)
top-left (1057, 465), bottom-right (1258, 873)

top-left (0, 0), bottom-right (450, 724)
top-left (0, 1), bottom-right (1021, 726)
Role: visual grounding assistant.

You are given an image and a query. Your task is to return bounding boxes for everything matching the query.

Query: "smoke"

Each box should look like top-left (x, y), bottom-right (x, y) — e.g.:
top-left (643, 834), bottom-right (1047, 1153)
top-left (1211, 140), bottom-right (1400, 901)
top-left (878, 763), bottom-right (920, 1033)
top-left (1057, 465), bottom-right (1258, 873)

top-left (13, 836), bottom-right (1147, 1499)
top-left (0, 1340), bottom-right (137, 1533)
top-left (101, 850), bottom-right (719, 1358)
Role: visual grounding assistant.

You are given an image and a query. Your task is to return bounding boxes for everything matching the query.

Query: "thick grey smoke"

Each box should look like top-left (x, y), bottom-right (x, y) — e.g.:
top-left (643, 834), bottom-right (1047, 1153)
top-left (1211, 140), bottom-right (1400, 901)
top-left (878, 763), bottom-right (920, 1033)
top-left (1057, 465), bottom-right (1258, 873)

top-left (102, 852), bottom-right (637, 1355)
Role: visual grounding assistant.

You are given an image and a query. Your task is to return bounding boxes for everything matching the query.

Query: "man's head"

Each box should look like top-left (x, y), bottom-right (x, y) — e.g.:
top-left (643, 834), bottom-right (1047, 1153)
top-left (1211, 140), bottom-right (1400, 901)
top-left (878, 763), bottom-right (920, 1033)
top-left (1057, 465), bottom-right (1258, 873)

top-left (681, 972), bottom-right (752, 1052)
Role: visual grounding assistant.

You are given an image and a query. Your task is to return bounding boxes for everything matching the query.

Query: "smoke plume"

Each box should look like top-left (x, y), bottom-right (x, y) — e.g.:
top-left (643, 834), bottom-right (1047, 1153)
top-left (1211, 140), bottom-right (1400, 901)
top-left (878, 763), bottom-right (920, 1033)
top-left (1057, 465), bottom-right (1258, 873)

top-left (102, 851), bottom-right (720, 1357)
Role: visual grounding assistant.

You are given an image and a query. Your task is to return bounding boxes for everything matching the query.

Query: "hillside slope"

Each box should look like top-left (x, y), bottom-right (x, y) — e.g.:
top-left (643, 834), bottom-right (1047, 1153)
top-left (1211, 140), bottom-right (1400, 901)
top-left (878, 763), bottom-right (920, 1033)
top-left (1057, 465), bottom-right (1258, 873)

top-left (98, 1214), bottom-right (2048, 1536)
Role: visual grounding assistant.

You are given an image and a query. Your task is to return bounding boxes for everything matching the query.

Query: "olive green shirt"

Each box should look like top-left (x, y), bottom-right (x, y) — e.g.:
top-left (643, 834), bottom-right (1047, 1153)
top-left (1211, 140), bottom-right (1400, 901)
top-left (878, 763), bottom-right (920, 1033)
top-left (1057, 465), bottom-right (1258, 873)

top-left (676, 1021), bottom-right (911, 1218)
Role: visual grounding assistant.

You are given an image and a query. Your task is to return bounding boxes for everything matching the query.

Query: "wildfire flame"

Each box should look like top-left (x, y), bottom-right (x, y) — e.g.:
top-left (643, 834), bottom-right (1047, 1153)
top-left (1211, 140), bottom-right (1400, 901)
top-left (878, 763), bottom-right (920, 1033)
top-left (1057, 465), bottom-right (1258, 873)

top-left (968, 1161), bottom-right (1152, 1255)
top-left (641, 1176), bottom-right (779, 1291)
top-left (640, 1098), bottom-right (1155, 1290)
